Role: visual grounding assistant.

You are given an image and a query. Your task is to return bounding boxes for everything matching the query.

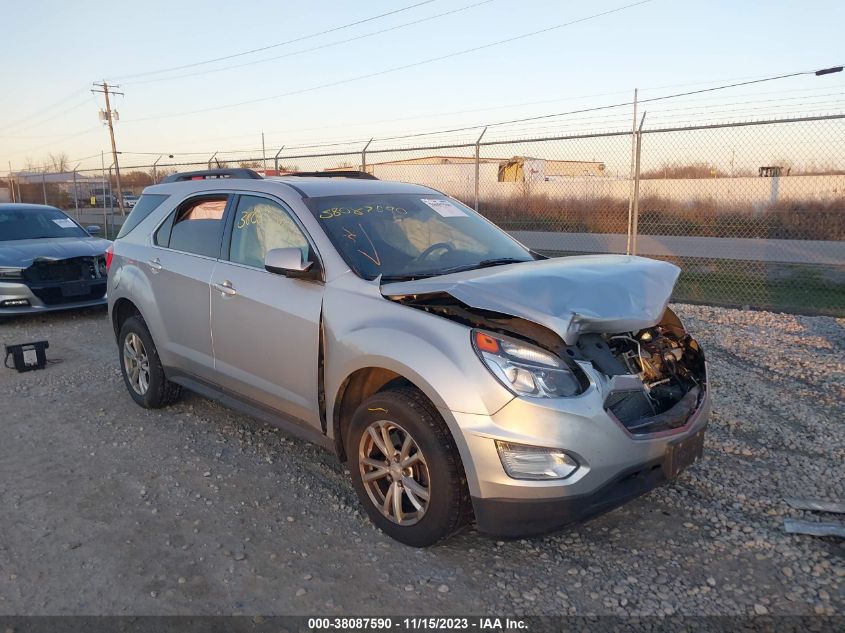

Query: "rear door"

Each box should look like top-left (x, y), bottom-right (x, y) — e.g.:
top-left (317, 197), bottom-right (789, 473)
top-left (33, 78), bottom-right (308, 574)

top-left (147, 193), bottom-right (231, 380)
top-left (209, 193), bottom-right (325, 427)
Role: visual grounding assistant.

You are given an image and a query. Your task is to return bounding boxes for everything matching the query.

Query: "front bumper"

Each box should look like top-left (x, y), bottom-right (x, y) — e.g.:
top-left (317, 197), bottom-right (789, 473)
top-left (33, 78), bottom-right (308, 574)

top-left (446, 375), bottom-right (710, 537)
top-left (472, 456), bottom-right (669, 537)
top-left (0, 280), bottom-right (107, 315)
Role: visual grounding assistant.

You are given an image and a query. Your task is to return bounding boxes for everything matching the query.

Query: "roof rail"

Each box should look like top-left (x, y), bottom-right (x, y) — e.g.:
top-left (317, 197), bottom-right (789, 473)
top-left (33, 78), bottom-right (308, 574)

top-left (161, 168), bottom-right (263, 183)
top-left (282, 170), bottom-right (378, 180)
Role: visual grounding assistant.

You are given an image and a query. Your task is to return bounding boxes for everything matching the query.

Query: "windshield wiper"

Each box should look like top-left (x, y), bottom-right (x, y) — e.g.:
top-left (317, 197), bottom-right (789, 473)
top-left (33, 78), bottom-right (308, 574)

top-left (379, 272), bottom-right (441, 282)
top-left (437, 258), bottom-right (528, 275)
top-left (477, 257), bottom-right (528, 268)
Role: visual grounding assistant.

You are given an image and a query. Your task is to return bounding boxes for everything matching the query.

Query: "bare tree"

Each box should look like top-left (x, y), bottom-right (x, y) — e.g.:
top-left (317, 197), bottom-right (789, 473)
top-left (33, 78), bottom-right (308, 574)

top-left (48, 152), bottom-right (70, 172)
top-left (23, 157), bottom-right (42, 172)
top-left (237, 160), bottom-right (262, 169)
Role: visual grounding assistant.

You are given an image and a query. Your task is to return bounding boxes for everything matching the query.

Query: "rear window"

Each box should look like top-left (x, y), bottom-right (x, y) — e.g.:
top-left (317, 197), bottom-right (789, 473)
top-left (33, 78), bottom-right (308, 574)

top-left (115, 194), bottom-right (169, 239)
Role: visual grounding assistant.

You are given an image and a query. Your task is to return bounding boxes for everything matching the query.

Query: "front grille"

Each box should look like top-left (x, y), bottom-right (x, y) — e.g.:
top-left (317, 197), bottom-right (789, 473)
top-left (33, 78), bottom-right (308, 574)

top-left (23, 256), bottom-right (104, 283)
top-left (29, 282), bottom-right (106, 306)
top-left (606, 386), bottom-right (701, 435)
top-left (606, 389), bottom-right (654, 425)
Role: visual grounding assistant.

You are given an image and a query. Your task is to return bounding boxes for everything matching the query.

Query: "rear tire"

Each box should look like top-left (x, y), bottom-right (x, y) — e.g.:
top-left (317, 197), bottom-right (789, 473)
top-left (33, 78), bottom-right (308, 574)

top-left (347, 387), bottom-right (471, 547)
top-left (118, 315), bottom-right (181, 409)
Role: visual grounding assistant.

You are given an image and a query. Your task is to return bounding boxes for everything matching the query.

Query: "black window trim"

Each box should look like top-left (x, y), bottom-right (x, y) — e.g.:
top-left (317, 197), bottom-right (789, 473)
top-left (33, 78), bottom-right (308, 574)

top-left (151, 192), bottom-right (234, 260)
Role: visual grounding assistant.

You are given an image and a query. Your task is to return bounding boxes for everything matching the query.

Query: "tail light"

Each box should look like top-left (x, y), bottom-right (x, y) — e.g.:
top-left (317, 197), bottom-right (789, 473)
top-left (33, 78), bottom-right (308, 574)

top-left (105, 244), bottom-right (114, 271)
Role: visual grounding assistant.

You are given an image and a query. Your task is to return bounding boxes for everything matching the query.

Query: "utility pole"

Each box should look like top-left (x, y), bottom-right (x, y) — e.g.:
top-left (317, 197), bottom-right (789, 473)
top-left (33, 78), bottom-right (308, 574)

top-left (8, 161), bottom-right (16, 203)
top-left (92, 80), bottom-right (125, 215)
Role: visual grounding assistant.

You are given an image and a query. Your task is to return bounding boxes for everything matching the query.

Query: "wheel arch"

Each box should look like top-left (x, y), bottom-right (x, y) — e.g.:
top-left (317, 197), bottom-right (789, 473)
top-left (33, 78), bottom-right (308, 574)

top-left (111, 297), bottom-right (143, 341)
top-left (332, 366), bottom-right (423, 462)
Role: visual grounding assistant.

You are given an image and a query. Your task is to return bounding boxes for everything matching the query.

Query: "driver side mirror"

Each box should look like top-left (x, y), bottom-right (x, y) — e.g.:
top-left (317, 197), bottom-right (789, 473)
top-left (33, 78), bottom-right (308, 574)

top-left (264, 247), bottom-right (320, 280)
top-left (86, 225), bottom-right (102, 235)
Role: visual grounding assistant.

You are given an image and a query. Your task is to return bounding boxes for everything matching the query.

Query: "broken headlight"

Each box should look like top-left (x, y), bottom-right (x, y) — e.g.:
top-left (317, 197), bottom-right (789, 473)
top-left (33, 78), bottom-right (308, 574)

top-left (472, 330), bottom-right (585, 398)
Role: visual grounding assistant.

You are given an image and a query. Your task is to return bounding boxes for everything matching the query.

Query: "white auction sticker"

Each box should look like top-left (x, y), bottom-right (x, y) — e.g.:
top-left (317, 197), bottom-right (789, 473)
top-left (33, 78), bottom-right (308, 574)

top-left (23, 348), bottom-right (38, 366)
top-left (52, 218), bottom-right (76, 228)
top-left (420, 198), bottom-right (468, 218)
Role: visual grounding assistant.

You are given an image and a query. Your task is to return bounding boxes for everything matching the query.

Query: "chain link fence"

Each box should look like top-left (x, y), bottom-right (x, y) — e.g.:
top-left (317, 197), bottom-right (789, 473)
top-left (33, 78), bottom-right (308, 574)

top-left (7, 114), bottom-right (844, 316)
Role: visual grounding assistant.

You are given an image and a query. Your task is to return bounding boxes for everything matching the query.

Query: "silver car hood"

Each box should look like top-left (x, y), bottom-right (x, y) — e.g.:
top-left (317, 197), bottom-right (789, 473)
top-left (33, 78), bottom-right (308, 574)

top-left (381, 255), bottom-right (680, 344)
top-left (0, 237), bottom-right (111, 268)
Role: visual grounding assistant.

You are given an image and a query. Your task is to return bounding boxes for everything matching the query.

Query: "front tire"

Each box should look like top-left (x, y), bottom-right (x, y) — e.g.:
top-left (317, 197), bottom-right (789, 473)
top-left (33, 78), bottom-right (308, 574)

top-left (347, 387), bottom-right (471, 547)
top-left (118, 315), bottom-right (181, 409)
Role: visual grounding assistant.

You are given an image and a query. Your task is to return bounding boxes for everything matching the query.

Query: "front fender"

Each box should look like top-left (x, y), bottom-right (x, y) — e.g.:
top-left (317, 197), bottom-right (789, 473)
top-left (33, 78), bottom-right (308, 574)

top-left (323, 284), bottom-right (514, 424)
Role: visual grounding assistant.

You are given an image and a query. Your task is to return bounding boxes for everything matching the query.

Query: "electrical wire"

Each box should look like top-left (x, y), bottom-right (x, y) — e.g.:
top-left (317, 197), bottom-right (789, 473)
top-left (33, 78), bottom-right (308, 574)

top-left (123, 0), bottom-right (655, 123)
top-left (0, 88), bottom-right (88, 133)
top-left (0, 97), bottom-right (93, 137)
top-left (112, 0), bottom-right (439, 81)
top-left (125, 0), bottom-right (497, 86)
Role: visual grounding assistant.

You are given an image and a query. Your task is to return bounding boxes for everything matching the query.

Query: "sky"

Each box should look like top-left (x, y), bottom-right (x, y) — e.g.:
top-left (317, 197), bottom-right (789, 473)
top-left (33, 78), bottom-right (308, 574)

top-left (1, 0), bottom-right (844, 174)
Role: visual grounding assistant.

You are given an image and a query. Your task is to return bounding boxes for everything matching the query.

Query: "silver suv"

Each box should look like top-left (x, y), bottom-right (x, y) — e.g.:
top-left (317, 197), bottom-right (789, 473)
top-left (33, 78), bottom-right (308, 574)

top-left (107, 168), bottom-right (709, 546)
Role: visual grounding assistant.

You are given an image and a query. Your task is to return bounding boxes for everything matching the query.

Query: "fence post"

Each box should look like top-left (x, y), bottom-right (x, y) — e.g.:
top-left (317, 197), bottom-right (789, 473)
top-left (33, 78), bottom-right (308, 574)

top-left (101, 153), bottom-right (108, 235)
top-left (475, 126), bottom-right (488, 213)
top-left (631, 112), bottom-right (647, 255)
top-left (626, 89), bottom-right (638, 255)
top-left (42, 172), bottom-right (48, 205)
top-left (153, 155), bottom-right (162, 184)
top-left (108, 166), bottom-right (114, 239)
top-left (361, 138), bottom-right (373, 173)
top-left (72, 170), bottom-right (80, 221)
top-left (7, 162), bottom-right (15, 203)
top-left (274, 146), bottom-right (285, 173)
top-left (208, 151), bottom-right (218, 169)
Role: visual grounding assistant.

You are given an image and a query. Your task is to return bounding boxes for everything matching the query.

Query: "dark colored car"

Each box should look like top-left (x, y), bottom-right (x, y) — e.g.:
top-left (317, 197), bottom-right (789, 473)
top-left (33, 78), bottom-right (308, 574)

top-left (0, 203), bottom-right (111, 314)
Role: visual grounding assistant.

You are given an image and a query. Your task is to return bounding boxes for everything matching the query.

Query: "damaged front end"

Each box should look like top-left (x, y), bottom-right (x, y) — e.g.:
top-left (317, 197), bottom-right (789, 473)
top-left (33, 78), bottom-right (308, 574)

top-left (384, 291), bottom-right (706, 437)
top-left (599, 310), bottom-right (706, 435)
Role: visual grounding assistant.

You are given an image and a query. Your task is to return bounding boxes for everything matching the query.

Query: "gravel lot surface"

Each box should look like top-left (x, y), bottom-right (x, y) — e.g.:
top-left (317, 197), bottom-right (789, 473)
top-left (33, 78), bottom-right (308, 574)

top-left (0, 304), bottom-right (842, 616)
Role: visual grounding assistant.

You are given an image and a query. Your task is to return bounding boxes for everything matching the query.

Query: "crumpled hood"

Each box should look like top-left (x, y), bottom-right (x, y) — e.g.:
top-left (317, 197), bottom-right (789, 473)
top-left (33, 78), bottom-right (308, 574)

top-left (0, 237), bottom-right (111, 268)
top-left (381, 255), bottom-right (680, 344)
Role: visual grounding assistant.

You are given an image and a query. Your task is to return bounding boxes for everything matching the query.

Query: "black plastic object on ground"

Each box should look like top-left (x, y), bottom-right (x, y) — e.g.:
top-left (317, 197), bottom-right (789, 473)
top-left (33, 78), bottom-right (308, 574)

top-left (4, 341), bottom-right (49, 372)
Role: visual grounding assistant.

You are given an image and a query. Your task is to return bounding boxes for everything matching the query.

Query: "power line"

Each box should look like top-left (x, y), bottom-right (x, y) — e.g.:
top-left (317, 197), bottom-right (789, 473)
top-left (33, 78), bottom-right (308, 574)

top-left (124, 0), bottom-right (655, 124)
top-left (0, 97), bottom-right (93, 137)
top-left (365, 66), bottom-right (844, 142)
top-left (0, 88), bottom-right (88, 134)
top-left (119, 83), bottom-right (845, 157)
top-left (126, 0), bottom-right (496, 86)
top-left (8, 126), bottom-right (101, 162)
top-left (133, 79), bottom-right (845, 153)
top-left (108, 66), bottom-right (845, 162)
top-left (112, 0), bottom-right (438, 81)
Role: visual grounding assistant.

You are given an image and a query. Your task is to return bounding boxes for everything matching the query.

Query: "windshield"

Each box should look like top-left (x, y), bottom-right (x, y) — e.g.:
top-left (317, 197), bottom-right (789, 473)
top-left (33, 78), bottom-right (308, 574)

top-left (307, 193), bottom-right (533, 280)
top-left (0, 207), bottom-right (88, 241)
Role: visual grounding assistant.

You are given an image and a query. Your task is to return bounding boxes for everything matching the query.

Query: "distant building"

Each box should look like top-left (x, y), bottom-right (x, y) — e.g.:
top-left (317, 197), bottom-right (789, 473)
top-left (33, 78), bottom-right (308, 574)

top-left (324, 155), bottom-right (605, 186)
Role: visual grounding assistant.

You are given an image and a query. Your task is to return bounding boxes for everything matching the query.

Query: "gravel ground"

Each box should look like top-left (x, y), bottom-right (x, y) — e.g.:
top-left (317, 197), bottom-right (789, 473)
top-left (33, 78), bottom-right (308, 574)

top-left (0, 304), bottom-right (842, 616)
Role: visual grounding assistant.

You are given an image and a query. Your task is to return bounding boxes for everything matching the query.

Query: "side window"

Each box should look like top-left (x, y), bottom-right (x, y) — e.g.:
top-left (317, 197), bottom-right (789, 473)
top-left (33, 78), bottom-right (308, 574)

top-left (228, 195), bottom-right (310, 269)
top-left (157, 195), bottom-right (228, 258)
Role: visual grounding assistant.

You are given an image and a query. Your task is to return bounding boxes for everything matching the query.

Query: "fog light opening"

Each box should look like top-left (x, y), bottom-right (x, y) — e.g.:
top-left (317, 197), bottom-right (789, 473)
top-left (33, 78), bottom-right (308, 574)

top-left (1, 299), bottom-right (30, 308)
top-left (495, 441), bottom-right (579, 480)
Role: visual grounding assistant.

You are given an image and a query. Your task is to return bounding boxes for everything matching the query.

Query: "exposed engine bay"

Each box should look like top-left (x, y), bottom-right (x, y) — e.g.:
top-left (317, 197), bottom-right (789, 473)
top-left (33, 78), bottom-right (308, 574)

top-left (386, 292), bottom-right (706, 435)
top-left (602, 312), bottom-right (707, 433)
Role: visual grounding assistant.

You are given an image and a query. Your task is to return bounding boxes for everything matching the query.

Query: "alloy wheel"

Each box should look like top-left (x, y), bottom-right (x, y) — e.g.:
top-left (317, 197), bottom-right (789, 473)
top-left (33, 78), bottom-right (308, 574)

top-left (358, 420), bottom-right (431, 526)
top-left (123, 332), bottom-right (150, 395)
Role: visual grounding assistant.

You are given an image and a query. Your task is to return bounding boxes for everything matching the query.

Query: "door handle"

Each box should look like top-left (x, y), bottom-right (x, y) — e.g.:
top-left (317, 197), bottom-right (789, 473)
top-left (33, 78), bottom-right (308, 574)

top-left (148, 258), bottom-right (163, 273)
top-left (212, 280), bottom-right (237, 296)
